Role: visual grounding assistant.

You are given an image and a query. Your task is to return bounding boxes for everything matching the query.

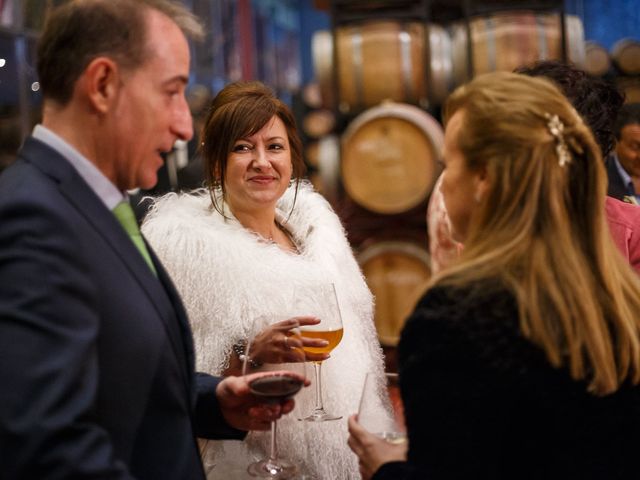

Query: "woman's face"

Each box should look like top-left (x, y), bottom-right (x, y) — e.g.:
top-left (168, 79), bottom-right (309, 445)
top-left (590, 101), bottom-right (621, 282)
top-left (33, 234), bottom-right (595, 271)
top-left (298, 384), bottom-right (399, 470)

top-left (224, 115), bottom-right (293, 215)
top-left (440, 110), bottom-right (487, 242)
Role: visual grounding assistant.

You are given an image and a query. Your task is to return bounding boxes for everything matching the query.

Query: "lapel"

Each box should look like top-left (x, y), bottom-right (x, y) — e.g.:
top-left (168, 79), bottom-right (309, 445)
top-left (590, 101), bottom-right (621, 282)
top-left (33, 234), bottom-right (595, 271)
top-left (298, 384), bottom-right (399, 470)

top-left (20, 137), bottom-right (194, 397)
top-left (150, 247), bottom-right (197, 399)
top-left (606, 155), bottom-right (633, 201)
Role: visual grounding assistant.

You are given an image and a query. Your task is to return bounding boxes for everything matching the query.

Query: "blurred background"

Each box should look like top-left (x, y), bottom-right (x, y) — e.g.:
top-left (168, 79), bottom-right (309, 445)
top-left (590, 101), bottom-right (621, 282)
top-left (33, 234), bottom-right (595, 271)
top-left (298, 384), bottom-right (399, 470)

top-left (1, 0), bottom-right (638, 362)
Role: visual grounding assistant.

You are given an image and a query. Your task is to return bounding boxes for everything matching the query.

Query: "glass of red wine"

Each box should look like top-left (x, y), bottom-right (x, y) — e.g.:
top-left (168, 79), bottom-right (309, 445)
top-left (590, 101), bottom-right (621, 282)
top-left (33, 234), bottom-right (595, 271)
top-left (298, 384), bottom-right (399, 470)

top-left (243, 317), bottom-right (307, 478)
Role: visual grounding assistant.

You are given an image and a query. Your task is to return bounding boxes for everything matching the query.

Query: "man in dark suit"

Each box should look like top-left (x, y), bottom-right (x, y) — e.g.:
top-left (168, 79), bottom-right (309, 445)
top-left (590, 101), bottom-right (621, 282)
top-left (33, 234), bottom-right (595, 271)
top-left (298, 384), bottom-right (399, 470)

top-left (0, 1), bottom-right (299, 478)
top-left (606, 103), bottom-right (640, 204)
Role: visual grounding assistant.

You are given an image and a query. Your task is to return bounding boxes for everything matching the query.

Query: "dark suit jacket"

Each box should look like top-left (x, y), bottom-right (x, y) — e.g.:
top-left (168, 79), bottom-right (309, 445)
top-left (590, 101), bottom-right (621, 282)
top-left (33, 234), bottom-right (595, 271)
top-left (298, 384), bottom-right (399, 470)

top-left (0, 137), bottom-right (243, 479)
top-left (606, 154), bottom-right (634, 201)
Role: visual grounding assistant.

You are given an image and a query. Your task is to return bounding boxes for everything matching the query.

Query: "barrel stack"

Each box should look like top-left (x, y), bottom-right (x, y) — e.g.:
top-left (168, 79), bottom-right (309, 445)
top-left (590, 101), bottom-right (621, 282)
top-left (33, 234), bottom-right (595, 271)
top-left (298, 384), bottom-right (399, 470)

top-left (582, 37), bottom-right (640, 104)
top-left (611, 39), bottom-right (640, 104)
top-left (307, 0), bottom-right (585, 358)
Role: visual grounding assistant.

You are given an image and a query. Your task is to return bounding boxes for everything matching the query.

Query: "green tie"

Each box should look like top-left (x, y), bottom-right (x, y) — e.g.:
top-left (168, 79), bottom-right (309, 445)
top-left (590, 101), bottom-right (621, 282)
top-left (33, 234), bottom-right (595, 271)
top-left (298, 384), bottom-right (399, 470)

top-left (112, 201), bottom-right (157, 276)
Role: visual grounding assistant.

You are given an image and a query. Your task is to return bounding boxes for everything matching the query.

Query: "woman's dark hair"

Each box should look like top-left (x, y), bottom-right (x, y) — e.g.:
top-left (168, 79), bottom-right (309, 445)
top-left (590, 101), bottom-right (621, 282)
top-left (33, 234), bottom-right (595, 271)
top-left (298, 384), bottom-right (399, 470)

top-left (516, 60), bottom-right (624, 157)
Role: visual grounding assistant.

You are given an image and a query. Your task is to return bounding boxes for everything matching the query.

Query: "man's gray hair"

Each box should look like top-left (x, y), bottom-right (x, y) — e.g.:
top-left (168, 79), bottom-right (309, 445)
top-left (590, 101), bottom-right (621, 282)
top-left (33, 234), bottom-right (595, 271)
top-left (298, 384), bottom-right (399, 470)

top-left (37, 0), bottom-right (204, 105)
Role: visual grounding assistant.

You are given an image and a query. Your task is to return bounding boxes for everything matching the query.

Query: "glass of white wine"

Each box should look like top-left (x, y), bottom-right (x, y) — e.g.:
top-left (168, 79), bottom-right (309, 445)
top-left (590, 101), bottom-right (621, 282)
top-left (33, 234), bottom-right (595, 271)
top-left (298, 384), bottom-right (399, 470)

top-left (358, 372), bottom-right (407, 445)
top-left (243, 317), bottom-right (307, 478)
top-left (293, 282), bottom-right (344, 422)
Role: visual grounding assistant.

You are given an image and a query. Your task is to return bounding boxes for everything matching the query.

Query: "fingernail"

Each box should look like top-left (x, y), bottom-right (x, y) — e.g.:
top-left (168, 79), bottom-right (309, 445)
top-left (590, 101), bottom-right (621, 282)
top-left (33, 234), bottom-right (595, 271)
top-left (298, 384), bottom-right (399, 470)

top-left (320, 340), bottom-right (329, 346)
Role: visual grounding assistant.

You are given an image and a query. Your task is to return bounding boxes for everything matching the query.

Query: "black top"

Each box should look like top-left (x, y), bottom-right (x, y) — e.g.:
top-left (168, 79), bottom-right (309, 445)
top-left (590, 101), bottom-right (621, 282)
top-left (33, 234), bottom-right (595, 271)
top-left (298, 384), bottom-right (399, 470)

top-left (373, 282), bottom-right (640, 480)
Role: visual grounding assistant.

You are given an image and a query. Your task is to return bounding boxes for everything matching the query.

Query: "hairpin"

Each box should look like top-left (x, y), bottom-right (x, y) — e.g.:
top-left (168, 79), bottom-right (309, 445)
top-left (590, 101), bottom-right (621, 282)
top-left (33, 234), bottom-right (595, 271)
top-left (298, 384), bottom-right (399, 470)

top-left (544, 113), bottom-right (571, 167)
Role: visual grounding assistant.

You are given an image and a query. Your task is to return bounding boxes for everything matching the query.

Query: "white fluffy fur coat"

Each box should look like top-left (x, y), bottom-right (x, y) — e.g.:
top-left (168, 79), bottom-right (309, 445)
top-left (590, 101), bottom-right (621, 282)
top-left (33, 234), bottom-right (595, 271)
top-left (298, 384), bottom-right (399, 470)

top-left (142, 183), bottom-right (389, 479)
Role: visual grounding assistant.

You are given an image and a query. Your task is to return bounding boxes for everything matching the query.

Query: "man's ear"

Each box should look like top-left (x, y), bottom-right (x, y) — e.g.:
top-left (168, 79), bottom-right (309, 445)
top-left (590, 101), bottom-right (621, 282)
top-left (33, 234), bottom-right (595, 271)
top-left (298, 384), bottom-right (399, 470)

top-left (80, 57), bottom-right (121, 114)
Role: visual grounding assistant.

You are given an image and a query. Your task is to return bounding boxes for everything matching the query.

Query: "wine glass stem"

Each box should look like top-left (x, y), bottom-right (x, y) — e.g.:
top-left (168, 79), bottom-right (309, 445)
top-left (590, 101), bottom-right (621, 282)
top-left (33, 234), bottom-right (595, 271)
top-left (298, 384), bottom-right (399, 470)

top-left (313, 361), bottom-right (324, 412)
top-left (267, 420), bottom-right (280, 464)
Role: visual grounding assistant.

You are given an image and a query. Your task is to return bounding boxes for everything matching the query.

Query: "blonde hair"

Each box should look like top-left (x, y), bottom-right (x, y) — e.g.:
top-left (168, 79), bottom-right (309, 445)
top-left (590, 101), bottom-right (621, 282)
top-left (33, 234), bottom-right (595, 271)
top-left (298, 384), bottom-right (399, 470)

top-left (438, 72), bottom-right (640, 395)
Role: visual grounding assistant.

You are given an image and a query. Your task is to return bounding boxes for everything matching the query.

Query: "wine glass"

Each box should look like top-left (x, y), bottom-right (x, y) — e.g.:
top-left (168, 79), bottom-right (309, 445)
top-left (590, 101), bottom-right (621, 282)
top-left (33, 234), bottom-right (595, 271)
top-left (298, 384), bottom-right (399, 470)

top-left (243, 317), bottom-right (307, 478)
top-left (358, 372), bottom-right (407, 445)
top-left (293, 282), bottom-right (344, 422)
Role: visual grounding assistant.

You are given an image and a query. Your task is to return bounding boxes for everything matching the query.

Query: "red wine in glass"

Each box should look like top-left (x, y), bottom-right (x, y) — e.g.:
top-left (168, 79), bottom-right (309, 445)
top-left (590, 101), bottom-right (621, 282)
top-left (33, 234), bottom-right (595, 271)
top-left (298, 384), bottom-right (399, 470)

top-left (249, 374), bottom-right (304, 403)
top-left (243, 317), bottom-right (307, 478)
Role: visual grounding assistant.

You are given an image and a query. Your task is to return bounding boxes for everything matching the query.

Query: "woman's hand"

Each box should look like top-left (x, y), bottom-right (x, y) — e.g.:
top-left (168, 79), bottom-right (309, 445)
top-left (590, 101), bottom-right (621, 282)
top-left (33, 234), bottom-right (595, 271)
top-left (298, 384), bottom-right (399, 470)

top-left (347, 414), bottom-right (408, 480)
top-left (251, 317), bottom-right (330, 364)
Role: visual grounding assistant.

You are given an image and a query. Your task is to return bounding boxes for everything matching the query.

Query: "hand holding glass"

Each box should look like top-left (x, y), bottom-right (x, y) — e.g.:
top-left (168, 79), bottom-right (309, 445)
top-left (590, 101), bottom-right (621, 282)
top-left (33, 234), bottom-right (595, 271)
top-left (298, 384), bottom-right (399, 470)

top-left (358, 372), bottom-right (407, 445)
top-left (293, 283), bottom-right (344, 422)
top-left (243, 318), bottom-right (308, 478)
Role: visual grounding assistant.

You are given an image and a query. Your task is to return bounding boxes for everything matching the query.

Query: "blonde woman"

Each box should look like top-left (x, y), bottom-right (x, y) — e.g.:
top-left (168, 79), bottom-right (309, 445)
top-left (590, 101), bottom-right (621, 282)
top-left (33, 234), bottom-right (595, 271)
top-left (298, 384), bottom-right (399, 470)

top-left (349, 72), bottom-right (640, 479)
top-left (426, 61), bottom-right (640, 275)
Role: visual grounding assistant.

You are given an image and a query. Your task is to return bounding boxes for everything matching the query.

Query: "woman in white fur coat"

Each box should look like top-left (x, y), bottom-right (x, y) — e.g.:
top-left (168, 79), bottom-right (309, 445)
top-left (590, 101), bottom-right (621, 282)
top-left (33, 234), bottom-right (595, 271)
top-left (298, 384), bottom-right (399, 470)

top-left (142, 82), bottom-right (392, 479)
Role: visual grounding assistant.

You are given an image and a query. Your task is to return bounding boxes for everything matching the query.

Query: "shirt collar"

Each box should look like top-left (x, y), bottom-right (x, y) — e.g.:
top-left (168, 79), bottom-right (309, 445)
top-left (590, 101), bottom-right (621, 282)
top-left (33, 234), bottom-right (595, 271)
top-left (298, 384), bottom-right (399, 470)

top-left (612, 153), bottom-right (640, 203)
top-left (613, 153), bottom-right (632, 189)
top-left (32, 125), bottom-right (126, 210)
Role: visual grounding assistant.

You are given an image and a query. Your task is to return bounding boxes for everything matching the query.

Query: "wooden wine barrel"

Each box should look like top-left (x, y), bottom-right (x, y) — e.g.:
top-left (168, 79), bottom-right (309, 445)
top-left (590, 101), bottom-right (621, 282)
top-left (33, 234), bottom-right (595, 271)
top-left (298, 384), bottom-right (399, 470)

top-left (313, 22), bottom-right (452, 112)
top-left (305, 141), bottom-right (320, 169)
top-left (312, 30), bottom-right (336, 109)
top-left (450, 11), bottom-right (586, 85)
top-left (308, 135), bottom-right (340, 203)
top-left (341, 102), bottom-right (443, 215)
top-left (611, 38), bottom-right (640, 75)
top-left (302, 83), bottom-right (323, 109)
top-left (585, 41), bottom-right (611, 77)
top-left (358, 241), bottom-right (431, 346)
top-left (618, 76), bottom-right (640, 104)
top-left (302, 109), bottom-right (336, 139)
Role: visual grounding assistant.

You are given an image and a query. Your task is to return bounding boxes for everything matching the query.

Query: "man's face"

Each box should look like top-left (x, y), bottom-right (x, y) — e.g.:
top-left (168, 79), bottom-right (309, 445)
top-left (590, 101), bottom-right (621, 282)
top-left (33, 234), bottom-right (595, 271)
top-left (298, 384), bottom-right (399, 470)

top-left (616, 123), bottom-right (640, 178)
top-left (110, 9), bottom-right (193, 191)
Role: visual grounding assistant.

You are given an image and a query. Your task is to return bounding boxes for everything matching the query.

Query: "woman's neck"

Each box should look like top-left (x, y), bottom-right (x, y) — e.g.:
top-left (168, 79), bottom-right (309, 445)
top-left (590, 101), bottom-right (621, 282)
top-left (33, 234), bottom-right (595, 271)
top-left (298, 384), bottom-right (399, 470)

top-left (229, 204), bottom-right (297, 252)
top-left (232, 208), bottom-right (279, 241)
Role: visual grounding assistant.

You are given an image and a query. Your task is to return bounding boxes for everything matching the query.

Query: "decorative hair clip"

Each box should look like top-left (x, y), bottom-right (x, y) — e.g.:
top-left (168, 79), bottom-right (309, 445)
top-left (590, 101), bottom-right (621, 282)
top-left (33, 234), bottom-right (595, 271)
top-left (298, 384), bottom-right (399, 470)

top-left (544, 113), bottom-right (571, 167)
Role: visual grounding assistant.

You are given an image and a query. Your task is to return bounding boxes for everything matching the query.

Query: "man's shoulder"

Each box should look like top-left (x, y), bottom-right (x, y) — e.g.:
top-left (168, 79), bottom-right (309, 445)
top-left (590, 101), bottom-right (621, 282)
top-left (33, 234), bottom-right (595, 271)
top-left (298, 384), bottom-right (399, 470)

top-left (0, 156), bottom-right (55, 205)
top-left (1, 136), bottom-right (71, 187)
top-left (0, 142), bottom-right (91, 237)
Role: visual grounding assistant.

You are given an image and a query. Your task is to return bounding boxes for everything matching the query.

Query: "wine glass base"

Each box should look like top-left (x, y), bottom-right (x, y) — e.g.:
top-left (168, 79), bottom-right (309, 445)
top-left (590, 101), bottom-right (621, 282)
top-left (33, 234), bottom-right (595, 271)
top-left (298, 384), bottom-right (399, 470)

top-left (301, 411), bottom-right (342, 422)
top-left (248, 458), bottom-right (297, 479)
top-left (378, 431), bottom-right (408, 445)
